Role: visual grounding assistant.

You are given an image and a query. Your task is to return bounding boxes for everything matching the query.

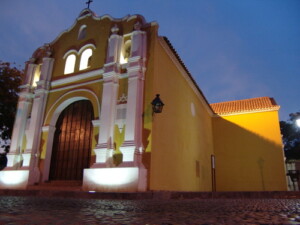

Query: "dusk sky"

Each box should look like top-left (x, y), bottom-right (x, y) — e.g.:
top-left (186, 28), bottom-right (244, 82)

top-left (0, 0), bottom-right (299, 120)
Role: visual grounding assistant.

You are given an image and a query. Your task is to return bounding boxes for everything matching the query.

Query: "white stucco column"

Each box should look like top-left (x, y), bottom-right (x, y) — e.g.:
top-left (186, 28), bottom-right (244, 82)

top-left (120, 24), bottom-right (147, 166)
top-left (41, 125), bottom-right (56, 182)
top-left (93, 25), bottom-right (122, 167)
top-left (24, 56), bottom-right (54, 184)
top-left (7, 62), bottom-right (36, 168)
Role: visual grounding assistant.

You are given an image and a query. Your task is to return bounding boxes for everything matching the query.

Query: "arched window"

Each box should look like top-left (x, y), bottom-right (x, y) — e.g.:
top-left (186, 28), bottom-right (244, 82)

top-left (78, 25), bottom-right (87, 40)
top-left (120, 40), bottom-right (131, 64)
top-left (32, 64), bottom-right (41, 87)
top-left (79, 49), bottom-right (92, 70)
top-left (64, 54), bottom-right (76, 74)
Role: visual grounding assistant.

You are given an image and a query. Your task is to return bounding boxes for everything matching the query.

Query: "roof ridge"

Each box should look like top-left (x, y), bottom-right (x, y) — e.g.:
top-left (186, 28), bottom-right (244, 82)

top-left (210, 96), bottom-right (271, 105)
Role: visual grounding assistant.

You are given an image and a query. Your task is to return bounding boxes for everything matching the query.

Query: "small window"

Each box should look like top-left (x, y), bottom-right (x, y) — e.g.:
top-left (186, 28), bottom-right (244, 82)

top-left (64, 54), bottom-right (76, 74)
top-left (32, 64), bottom-right (41, 87)
top-left (120, 40), bottom-right (131, 64)
top-left (78, 25), bottom-right (87, 40)
top-left (79, 49), bottom-right (92, 70)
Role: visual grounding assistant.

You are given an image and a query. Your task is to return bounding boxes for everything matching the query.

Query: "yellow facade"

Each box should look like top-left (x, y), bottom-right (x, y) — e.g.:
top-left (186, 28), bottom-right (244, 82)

top-left (3, 9), bottom-right (287, 192)
top-left (212, 111), bottom-right (287, 191)
top-left (149, 37), bottom-right (215, 191)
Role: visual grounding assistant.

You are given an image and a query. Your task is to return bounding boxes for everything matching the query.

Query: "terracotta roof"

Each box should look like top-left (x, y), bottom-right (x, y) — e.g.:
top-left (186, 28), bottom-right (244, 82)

top-left (210, 97), bottom-right (280, 115)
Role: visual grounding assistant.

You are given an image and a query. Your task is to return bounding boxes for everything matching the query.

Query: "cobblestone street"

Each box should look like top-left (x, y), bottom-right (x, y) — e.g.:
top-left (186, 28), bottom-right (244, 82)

top-left (0, 196), bottom-right (300, 224)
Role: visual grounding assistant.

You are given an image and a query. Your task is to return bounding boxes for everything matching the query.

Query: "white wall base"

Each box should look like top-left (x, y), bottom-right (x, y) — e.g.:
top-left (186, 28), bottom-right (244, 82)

top-left (83, 167), bottom-right (145, 192)
top-left (119, 145), bottom-right (135, 162)
top-left (6, 154), bottom-right (21, 168)
top-left (93, 148), bottom-right (109, 164)
top-left (0, 170), bottom-right (29, 190)
top-left (22, 153), bottom-right (31, 167)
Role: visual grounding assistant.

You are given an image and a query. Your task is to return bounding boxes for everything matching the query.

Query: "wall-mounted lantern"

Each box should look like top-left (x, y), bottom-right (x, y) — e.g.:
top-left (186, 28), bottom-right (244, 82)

top-left (151, 94), bottom-right (164, 114)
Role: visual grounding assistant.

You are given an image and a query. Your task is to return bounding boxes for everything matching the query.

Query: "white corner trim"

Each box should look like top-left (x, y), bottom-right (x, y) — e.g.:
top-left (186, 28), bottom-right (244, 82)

top-left (158, 37), bottom-right (214, 116)
top-left (51, 69), bottom-right (103, 87)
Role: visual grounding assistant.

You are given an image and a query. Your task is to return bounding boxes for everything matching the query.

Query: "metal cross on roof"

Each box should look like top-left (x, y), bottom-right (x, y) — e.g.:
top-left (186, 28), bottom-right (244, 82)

top-left (86, 0), bottom-right (93, 9)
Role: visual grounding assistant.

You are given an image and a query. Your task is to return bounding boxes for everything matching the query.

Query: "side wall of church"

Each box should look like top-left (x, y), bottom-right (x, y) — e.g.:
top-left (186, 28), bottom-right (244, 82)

top-left (212, 110), bottom-right (288, 191)
top-left (149, 37), bottom-right (215, 191)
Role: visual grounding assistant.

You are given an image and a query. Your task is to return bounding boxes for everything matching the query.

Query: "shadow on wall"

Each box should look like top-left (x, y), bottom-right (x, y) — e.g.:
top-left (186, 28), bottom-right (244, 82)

top-left (213, 117), bottom-right (287, 191)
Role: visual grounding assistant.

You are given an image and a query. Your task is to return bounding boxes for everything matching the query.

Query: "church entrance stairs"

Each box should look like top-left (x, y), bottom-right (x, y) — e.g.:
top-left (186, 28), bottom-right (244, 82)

top-left (27, 180), bottom-right (82, 191)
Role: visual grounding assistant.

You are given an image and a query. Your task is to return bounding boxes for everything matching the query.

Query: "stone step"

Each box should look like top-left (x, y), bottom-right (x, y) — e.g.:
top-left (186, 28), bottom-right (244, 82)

top-left (42, 180), bottom-right (82, 186)
top-left (27, 180), bottom-right (83, 191)
top-left (27, 185), bottom-right (82, 191)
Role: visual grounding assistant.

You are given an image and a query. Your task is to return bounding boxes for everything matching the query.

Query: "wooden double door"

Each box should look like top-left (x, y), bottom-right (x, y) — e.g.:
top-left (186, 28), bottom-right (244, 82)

top-left (49, 100), bottom-right (93, 180)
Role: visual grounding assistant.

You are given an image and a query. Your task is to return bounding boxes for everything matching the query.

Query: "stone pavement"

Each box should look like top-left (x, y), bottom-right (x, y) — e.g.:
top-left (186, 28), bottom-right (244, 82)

top-left (0, 196), bottom-right (300, 224)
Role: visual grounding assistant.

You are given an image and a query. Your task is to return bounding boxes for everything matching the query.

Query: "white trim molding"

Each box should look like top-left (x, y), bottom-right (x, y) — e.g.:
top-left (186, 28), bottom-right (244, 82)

top-left (51, 68), bottom-right (103, 87)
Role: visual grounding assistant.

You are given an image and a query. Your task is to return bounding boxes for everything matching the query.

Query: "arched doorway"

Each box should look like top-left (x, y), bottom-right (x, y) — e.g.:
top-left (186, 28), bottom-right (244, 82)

top-left (49, 100), bottom-right (94, 180)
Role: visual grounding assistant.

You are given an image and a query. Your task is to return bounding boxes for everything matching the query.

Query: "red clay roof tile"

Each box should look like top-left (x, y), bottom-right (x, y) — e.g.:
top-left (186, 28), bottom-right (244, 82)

top-left (210, 97), bottom-right (280, 115)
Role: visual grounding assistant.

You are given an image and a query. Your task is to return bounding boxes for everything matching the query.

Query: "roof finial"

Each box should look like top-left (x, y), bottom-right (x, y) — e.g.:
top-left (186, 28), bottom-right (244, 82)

top-left (86, 0), bottom-right (93, 9)
top-left (134, 21), bottom-right (142, 31)
top-left (111, 24), bottom-right (119, 34)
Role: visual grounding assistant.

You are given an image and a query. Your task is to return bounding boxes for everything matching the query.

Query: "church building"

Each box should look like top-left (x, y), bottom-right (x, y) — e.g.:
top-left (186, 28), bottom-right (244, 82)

top-left (0, 9), bottom-right (287, 192)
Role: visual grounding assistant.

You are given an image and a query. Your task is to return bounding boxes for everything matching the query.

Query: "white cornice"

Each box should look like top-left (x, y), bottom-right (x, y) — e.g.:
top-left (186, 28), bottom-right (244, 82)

top-left (158, 37), bottom-right (214, 116)
top-left (50, 78), bottom-right (103, 93)
top-left (51, 69), bottom-right (103, 87)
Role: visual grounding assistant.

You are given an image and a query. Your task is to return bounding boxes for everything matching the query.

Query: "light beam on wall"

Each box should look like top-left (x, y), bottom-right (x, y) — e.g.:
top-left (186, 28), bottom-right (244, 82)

top-left (83, 168), bottom-right (138, 191)
top-left (0, 171), bottom-right (29, 186)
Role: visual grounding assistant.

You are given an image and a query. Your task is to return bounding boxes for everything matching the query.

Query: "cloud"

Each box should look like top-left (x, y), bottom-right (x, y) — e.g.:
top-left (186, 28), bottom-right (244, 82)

top-left (193, 52), bottom-right (272, 104)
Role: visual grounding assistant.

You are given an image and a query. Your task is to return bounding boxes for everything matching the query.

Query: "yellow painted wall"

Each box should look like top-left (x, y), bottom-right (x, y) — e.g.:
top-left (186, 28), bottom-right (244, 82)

top-left (40, 131), bottom-right (49, 159)
top-left (149, 38), bottom-right (215, 191)
top-left (212, 111), bottom-right (287, 191)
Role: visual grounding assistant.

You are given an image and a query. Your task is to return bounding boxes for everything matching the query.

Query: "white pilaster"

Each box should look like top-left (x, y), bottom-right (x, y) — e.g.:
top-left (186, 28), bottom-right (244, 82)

top-left (25, 57), bottom-right (54, 184)
top-left (93, 73), bottom-right (119, 166)
top-left (41, 125), bottom-right (56, 182)
top-left (120, 26), bottom-right (147, 166)
top-left (7, 62), bottom-right (36, 168)
top-left (92, 26), bottom-right (122, 167)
